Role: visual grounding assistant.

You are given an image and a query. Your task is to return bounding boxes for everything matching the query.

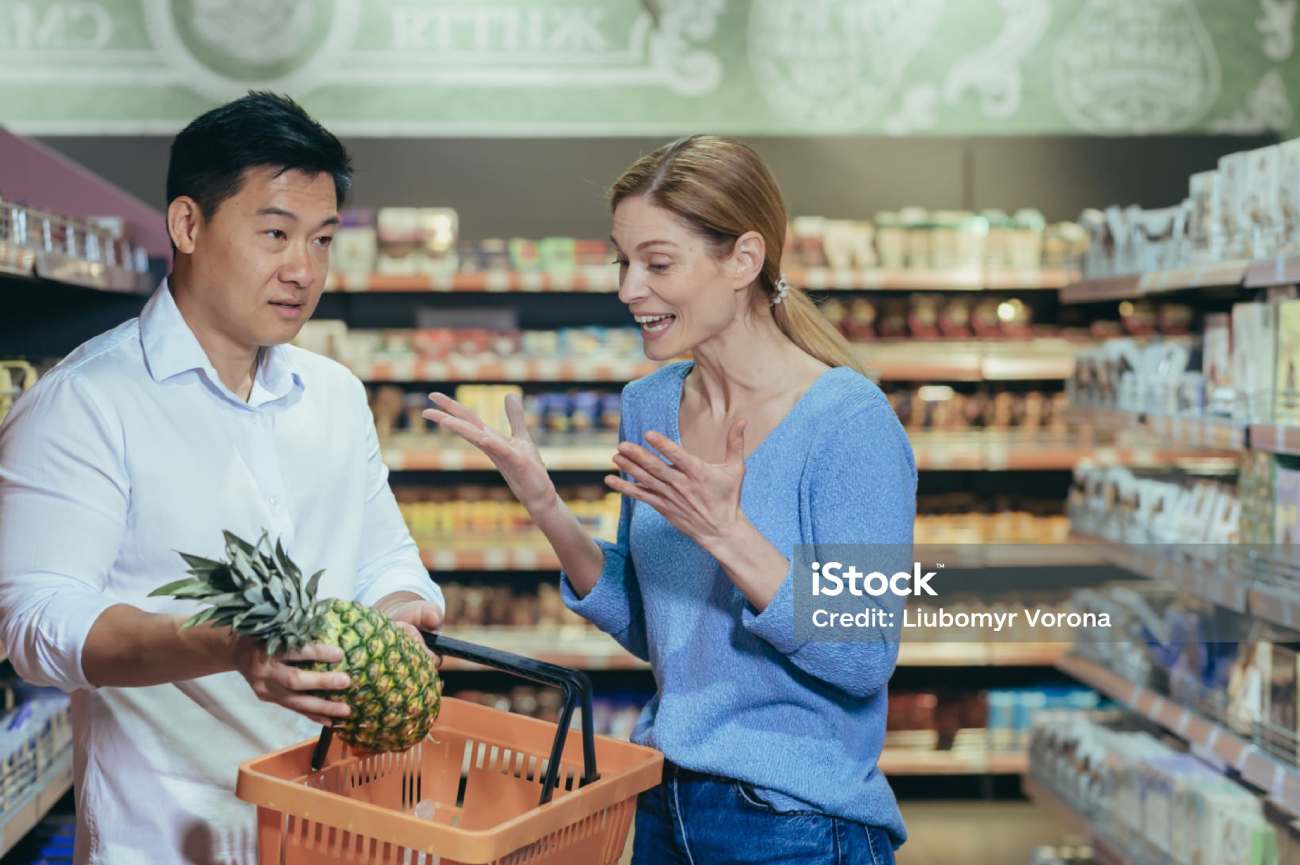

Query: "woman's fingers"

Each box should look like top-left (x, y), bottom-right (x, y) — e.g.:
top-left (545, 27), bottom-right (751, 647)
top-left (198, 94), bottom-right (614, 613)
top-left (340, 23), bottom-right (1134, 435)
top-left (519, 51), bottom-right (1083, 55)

top-left (426, 392), bottom-right (487, 429)
top-left (422, 410), bottom-right (512, 456)
top-left (605, 474), bottom-right (670, 512)
top-left (504, 393), bottom-right (533, 441)
top-left (616, 442), bottom-right (686, 489)
top-left (643, 431), bottom-right (705, 475)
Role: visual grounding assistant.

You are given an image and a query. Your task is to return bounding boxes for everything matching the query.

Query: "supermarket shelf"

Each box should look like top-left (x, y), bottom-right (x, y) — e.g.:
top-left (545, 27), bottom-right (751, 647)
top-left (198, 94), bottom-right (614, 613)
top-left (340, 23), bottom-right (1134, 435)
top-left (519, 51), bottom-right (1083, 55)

top-left (912, 440), bottom-right (1234, 471)
top-left (327, 270), bottom-right (619, 293)
top-left (327, 268), bottom-right (1075, 294)
top-left (896, 642), bottom-right (1068, 667)
top-left (0, 747), bottom-right (73, 859)
top-left (859, 339), bottom-right (1082, 381)
top-left (1022, 775), bottom-right (1136, 865)
top-left (1245, 254), bottom-right (1300, 288)
top-left (1071, 408), bottom-right (1247, 451)
top-left (421, 546), bottom-right (560, 571)
top-left (1139, 260), bottom-right (1251, 295)
top-left (354, 358), bottom-right (661, 383)
top-left (1249, 424), bottom-right (1300, 456)
top-left (388, 438), bottom-right (1231, 473)
top-left (878, 749), bottom-right (1028, 776)
top-left (386, 441), bottom-right (615, 471)
top-left (1061, 259), bottom-right (1253, 304)
top-left (1072, 535), bottom-right (1300, 634)
top-left (1057, 653), bottom-right (1300, 822)
top-left (792, 268), bottom-right (1073, 291)
top-left (386, 438), bottom-right (1216, 473)
top-left (434, 627), bottom-right (1067, 671)
top-left (356, 340), bottom-right (1081, 386)
top-left (0, 259), bottom-right (152, 296)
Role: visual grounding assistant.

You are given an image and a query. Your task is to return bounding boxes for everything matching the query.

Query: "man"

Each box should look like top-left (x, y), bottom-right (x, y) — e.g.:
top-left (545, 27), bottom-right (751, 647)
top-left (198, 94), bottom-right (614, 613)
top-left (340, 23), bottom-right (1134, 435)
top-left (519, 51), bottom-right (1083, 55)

top-left (0, 92), bottom-right (444, 864)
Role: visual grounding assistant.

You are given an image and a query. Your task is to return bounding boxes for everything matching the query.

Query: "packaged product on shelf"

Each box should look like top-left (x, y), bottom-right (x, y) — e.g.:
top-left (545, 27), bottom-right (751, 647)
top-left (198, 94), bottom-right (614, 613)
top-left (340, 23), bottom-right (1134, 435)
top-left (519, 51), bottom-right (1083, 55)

top-left (1245, 144), bottom-right (1283, 259)
top-left (1277, 457), bottom-right (1300, 546)
top-left (417, 208), bottom-right (458, 276)
top-left (1219, 150), bottom-right (1250, 260)
top-left (1275, 299), bottom-right (1300, 423)
top-left (1188, 169), bottom-right (1223, 262)
top-left (332, 209), bottom-right (377, 274)
top-left (1008, 209), bottom-right (1046, 272)
top-left (573, 239), bottom-right (613, 274)
top-left (937, 296), bottom-right (972, 338)
top-left (843, 298), bottom-right (876, 341)
top-left (906, 294), bottom-right (941, 339)
top-left (1203, 312), bottom-right (1234, 416)
top-left (821, 219), bottom-right (861, 270)
top-left (537, 237), bottom-right (576, 273)
top-left (0, 359), bottom-right (38, 424)
top-left (1280, 138), bottom-right (1300, 255)
top-left (1267, 643), bottom-right (1300, 762)
top-left (874, 212), bottom-right (906, 269)
top-left (788, 216), bottom-right (828, 269)
top-left (900, 207), bottom-right (930, 269)
top-left (1233, 301), bottom-right (1278, 423)
top-left (508, 238), bottom-right (540, 272)
top-left (376, 208), bottom-right (422, 274)
top-left (1239, 450), bottom-right (1277, 545)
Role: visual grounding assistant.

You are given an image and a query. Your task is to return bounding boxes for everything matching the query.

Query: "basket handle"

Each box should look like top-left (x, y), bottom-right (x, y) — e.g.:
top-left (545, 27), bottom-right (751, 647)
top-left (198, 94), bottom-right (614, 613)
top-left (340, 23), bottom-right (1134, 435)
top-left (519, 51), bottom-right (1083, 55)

top-left (309, 632), bottom-right (600, 806)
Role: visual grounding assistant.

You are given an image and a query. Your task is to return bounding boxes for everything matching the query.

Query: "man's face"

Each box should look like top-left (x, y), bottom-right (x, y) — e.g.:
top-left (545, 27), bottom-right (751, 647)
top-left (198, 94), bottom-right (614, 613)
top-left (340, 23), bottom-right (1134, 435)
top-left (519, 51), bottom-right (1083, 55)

top-left (186, 166), bottom-right (338, 349)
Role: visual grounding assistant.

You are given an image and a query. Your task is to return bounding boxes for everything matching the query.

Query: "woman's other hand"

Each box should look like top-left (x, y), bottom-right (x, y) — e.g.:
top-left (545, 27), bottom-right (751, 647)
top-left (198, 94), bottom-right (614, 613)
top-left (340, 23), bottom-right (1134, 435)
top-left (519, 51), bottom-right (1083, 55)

top-left (607, 422), bottom-right (747, 550)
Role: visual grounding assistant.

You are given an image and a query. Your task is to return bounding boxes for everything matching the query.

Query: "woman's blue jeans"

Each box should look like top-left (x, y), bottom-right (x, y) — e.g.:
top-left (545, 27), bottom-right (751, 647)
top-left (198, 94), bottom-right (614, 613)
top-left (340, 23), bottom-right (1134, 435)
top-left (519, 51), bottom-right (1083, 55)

top-left (631, 763), bottom-right (897, 865)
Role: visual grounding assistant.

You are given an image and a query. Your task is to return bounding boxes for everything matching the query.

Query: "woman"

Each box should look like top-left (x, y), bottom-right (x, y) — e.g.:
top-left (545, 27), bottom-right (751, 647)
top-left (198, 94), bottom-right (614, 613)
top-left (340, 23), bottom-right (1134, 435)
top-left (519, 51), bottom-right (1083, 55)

top-left (424, 135), bottom-right (915, 864)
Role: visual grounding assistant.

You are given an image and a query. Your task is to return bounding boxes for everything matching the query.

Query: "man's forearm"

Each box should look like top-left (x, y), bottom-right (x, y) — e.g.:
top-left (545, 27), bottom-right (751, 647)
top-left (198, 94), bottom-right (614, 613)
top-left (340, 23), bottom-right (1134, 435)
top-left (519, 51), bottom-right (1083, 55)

top-left (82, 604), bottom-right (237, 687)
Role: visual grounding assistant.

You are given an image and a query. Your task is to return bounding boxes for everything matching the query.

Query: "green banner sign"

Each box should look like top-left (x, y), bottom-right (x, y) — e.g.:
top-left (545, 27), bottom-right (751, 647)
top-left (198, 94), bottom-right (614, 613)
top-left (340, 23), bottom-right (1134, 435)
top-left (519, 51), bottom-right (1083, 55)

top-left (0, 0), bottom-right (1295, 137)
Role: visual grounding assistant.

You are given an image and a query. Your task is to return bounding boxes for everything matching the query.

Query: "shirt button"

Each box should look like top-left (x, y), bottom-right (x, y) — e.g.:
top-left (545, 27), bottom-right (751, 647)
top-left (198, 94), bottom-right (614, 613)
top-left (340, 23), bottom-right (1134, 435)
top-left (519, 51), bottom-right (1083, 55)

top-left (269, 496), bottom-right (280, 508)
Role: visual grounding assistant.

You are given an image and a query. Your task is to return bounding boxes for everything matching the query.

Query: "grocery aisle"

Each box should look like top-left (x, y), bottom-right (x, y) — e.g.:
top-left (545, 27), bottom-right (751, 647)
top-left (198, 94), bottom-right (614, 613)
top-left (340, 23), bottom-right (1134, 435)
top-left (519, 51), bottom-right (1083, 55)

top-left (4, 4), bottom-right (1300, 863)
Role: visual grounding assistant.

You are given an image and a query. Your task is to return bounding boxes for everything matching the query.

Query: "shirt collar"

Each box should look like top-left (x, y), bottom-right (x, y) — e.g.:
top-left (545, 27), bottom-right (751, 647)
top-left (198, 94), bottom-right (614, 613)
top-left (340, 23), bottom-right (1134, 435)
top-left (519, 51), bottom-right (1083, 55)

top-left (140, 279), bottom-right (305, 408)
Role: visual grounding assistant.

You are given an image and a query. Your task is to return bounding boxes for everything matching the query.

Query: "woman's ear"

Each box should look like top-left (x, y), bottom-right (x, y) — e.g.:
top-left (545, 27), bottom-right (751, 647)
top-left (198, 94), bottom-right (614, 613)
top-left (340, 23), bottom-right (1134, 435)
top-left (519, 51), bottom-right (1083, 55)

top-left (730, 230), bottom-right (767, 289)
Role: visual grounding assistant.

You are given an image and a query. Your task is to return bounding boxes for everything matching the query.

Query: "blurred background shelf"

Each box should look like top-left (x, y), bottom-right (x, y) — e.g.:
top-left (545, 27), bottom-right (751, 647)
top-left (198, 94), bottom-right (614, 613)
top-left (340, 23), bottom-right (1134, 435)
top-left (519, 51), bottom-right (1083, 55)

top-left (0, 748), bottom-right (73, 860)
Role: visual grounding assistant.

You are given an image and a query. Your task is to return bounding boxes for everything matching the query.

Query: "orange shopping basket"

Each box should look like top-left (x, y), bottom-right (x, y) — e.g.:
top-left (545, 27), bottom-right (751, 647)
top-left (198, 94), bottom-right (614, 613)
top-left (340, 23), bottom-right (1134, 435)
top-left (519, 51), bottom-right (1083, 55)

top-left (237, 633), bottom-right (664, 864)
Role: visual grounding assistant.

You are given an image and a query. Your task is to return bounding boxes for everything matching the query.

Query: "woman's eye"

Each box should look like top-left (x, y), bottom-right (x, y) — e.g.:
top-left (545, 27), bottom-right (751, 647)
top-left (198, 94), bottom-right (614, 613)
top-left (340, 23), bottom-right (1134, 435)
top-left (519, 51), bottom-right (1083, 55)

top-left (316, 235), bottom-right (334, 248)
top-left (649, 262), bottom-right (670, 274)
top-left (266, 229), bottom-right (287, 241)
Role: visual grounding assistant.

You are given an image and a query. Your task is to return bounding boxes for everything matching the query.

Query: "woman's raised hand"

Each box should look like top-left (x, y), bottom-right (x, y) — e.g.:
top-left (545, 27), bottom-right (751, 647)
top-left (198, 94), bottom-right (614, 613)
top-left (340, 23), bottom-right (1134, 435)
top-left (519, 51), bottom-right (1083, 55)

top-left (422, 393), bottom-right (558, 514)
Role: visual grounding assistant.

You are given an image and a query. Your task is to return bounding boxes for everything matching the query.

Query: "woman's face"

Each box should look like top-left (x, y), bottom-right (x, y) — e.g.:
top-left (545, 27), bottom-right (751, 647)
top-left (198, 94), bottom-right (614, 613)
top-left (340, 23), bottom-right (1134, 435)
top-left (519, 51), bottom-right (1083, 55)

top-left (612, 195), bottom-right (750, 361)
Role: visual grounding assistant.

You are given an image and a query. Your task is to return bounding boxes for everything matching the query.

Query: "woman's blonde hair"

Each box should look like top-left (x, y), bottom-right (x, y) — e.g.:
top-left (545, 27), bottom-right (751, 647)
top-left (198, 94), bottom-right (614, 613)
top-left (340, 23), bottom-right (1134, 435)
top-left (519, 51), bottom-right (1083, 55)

top-left (609, 135), bottom-right (864, 374)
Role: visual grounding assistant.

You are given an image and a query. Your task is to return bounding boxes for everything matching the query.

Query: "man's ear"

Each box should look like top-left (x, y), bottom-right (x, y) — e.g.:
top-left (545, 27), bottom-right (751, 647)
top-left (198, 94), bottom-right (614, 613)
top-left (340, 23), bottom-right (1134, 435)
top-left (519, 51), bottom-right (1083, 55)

top-left (731, 230), bottom-right (766, 290)
top-left (167, 196), bottom-right (203, 255)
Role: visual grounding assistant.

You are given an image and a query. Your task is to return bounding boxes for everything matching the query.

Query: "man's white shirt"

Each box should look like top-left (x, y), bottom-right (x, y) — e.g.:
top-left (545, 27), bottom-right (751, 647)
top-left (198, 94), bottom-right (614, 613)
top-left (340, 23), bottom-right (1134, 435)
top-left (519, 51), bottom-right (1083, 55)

top-left (0, 281), bottom-right (443, 865)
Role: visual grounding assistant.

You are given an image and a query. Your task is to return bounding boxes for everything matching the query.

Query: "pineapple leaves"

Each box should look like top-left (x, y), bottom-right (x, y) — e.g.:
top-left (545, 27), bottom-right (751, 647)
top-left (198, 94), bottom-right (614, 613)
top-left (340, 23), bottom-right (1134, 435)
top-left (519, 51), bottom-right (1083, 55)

top-left (306, 569), bottom-right (324, 602)
top-left (182, 607), bottom-right (220, 629)
top-left (159, 529), bottom-right (330, 653)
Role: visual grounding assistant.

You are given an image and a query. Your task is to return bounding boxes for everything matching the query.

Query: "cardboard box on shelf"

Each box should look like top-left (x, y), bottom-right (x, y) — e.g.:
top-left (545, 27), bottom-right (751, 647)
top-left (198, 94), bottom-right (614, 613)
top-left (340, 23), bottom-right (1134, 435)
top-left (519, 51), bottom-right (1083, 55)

top-left (1275, 300), bottom-right (1300, 423)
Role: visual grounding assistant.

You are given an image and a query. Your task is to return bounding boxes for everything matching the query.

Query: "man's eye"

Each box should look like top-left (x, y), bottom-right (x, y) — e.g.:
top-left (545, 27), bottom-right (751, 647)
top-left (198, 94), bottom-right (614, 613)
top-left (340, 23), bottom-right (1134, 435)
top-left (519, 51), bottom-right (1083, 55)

top-left (266, 229), bottom-right (287, 241)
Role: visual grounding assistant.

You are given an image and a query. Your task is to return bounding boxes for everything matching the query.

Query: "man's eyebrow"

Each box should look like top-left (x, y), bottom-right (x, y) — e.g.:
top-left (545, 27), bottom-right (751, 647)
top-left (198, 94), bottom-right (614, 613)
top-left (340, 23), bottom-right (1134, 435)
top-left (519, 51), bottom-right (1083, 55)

top-left (258, 208), bottom-right (340, 230)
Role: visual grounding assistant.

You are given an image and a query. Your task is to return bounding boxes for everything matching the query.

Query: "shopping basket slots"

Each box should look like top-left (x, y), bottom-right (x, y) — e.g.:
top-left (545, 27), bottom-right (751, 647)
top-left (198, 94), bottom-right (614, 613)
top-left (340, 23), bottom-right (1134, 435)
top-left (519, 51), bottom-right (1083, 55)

top-left (237, 633), bottom-right (663, 865)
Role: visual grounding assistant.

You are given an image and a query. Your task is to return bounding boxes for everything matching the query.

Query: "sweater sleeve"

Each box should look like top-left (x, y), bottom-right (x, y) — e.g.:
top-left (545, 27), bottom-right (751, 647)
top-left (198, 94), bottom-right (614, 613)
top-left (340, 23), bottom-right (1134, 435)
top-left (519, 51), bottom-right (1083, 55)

top-left (559, 410), bottom-right (650, 661)
top-left (742, 399), bottom-right (916, 698)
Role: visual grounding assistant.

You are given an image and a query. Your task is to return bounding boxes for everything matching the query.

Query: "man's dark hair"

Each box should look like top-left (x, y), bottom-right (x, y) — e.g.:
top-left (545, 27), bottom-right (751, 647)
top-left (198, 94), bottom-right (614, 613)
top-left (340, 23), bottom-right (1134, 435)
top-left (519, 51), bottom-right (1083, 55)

top-left (166, 91), bottom-right (353, 219)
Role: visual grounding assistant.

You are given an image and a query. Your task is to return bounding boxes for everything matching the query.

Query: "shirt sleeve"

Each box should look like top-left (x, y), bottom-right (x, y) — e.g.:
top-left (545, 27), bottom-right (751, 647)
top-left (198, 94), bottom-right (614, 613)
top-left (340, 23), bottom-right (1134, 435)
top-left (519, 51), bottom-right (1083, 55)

top-left (559, 409), bottom-right (650, 661)
top-left (0, 373), bottom-right (129, 693)
top-left (741, 399), bottom-right (916, 699)
top-left (347, 377), bottom-right (445, 614)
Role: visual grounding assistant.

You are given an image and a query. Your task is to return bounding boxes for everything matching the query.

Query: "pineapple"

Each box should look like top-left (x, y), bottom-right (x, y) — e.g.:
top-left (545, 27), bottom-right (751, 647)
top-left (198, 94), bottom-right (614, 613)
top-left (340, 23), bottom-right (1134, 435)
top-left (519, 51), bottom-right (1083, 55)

top-left (150, 530), bottom-right (441, 753)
